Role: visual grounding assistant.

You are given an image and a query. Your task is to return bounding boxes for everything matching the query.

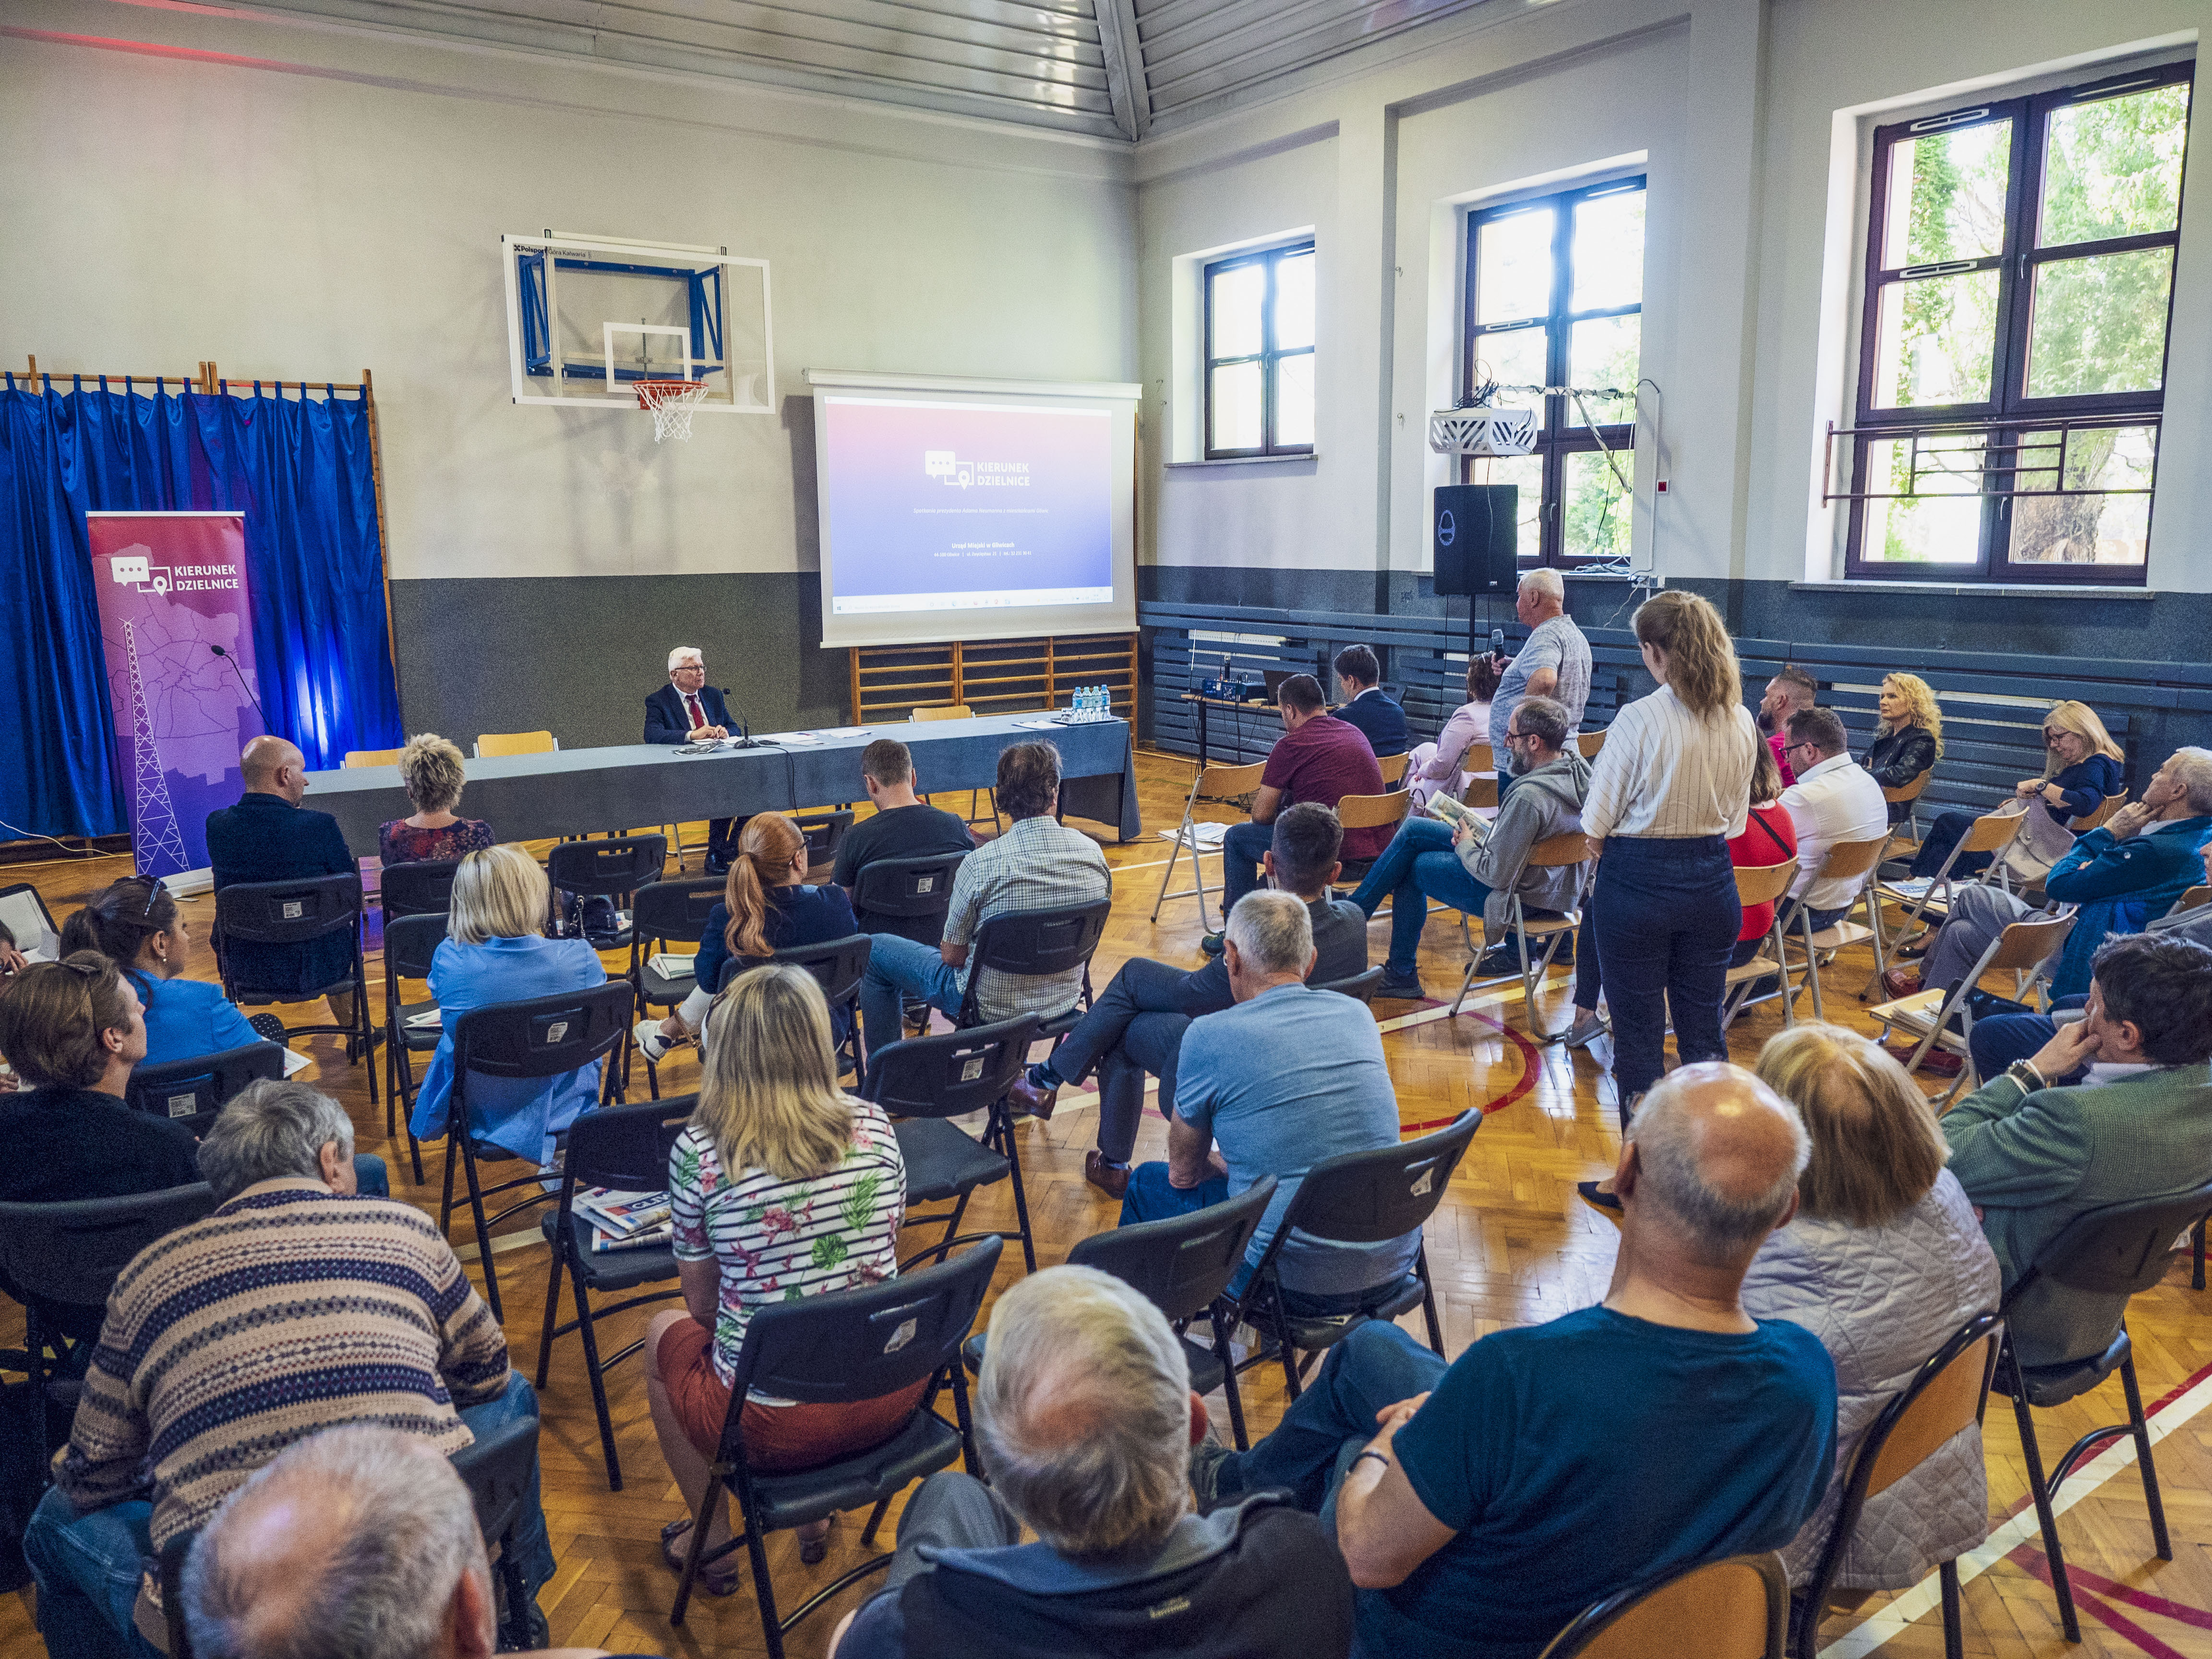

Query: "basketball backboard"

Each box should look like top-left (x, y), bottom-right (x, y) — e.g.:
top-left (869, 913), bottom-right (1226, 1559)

top-left (501, 231), bottom-right (774, 415)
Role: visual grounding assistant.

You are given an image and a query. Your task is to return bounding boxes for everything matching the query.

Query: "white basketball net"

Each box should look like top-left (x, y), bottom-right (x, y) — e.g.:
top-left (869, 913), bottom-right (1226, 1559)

top-left (637, 379), bottom-right (709, 443)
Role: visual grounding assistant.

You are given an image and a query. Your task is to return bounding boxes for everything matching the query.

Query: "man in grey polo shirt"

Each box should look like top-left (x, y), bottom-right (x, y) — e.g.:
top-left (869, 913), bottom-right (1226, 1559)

top-left (1118, 890), bottom-right (1416, 1315)
top-left (1489, 568), bottom-right (1592, 757)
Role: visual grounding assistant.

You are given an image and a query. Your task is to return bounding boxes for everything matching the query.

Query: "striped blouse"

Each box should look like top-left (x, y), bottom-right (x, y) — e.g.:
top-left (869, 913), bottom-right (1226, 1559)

top-left (667, 1100), bottom-right (908, 1392)
top-left (1581, 685), bottom-right (1760, 842)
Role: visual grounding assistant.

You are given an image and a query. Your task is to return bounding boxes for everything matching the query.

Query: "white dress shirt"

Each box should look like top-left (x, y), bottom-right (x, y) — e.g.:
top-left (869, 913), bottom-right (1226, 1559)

top-left (1778, 752), bottom-right (1892, 907)
top-left (1580, 685), bottom-right (1758, 842)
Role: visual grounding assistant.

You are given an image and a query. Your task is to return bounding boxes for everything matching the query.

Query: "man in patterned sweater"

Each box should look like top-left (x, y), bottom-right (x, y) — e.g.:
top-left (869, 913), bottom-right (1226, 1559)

top-left (23, 1081), bottom-right (553, 1659)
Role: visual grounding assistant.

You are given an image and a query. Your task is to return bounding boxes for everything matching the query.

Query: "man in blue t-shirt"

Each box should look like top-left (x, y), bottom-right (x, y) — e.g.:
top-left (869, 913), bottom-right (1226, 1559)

top-left (1192, 1062), bottom-right (1838, 1659)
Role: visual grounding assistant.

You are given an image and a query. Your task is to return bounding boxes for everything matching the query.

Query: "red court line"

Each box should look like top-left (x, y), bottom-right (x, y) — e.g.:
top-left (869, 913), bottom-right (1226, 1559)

top-left (2019, 1553), bottom-right (2197, 1659)
top-left (1401, 1007), bottom-right (1541, 1133)
top-left (2058, 1563), bottom-right (2212, 1632)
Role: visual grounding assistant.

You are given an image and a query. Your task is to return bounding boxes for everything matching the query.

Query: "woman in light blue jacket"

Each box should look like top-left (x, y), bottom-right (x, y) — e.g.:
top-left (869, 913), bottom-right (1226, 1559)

top-left (1740, 1024), bottom-right (2001, 1593)
top-left (408, 844), bottom-right (606, 1165)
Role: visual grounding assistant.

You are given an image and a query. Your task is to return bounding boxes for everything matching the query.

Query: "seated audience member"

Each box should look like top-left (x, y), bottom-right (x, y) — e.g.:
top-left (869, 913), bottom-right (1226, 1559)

top-left (1741, 1025), bottom-right (1999, 1594)
top-left (636, 811), bottom-right (860, 1059)
top-left (1488, 568), bottom-right (1594, 759)
top-left (1330, 643), bottom-right (1409, 757)
top-left (1758, 663), bottom-right (1820, 788)
top-left (1883, 747), bottom-right (2212, 1017)
top-left (644, 645), bottom-right (738, 868)
top-left (827, 1266), bottom-right (1353, 1659)
top-left (1407, 655), bottom-right (1503, 809)
top-left (1943, 932), bottom-right (2212, 1368)
top-left (24, 1080), bottom-right (550, 1659)
top-left (409, 844), bottom-right (607, 1166)
top-left (646, 965), bottom-right (912, 1586)
top-left (1911, 699), bottom-right (2125, 883)
top-left (1191, 1062), bottom-right (1836, 1659)
top-left (833, 738), bottom-right (974, 936)
top-left (379, 732), bottom-right (496, 865)
top-left (1346, 695), bottom-right (1588, 1000)
top-left (203, 735), bottom-right (360, 1023)
top-left (1967, 839), bottom-right (2212, 1081)
top-left (1217, 674), bottom-right (1386, 935)
top-left (0, 917), bottom-right (28, 977)
top-left (1727, 739), bottom-right (1800, 968)
top-left (858, 741), bottom-right (1110, 1059)
top-left (1777, 707), bottom-right (1890, 930)
top-left (1860, 673), bottom-right (1942, 825)
top-left (1009, 804), bottom-right (1366, 1197)
top-left (1119, 890), bottom-right (1416, 1316)
top-left (184, 1426), bottom-right (633, 1659)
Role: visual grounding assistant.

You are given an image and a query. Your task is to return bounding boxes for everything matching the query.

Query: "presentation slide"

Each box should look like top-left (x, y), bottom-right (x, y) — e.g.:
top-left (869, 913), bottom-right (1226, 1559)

top-left (810, 374), bottom-right (1138, 650)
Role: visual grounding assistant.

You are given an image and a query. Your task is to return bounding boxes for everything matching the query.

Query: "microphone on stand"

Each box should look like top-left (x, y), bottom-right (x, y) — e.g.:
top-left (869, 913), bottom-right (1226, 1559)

top-left (209, 645), bottom-right (274, 737)
top-left (716, 687), bottom-right (758, 748)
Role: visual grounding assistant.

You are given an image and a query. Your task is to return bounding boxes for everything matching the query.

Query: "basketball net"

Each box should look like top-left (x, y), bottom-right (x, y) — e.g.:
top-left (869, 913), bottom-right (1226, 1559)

top-left (637, 379), bottom-right (709, 443)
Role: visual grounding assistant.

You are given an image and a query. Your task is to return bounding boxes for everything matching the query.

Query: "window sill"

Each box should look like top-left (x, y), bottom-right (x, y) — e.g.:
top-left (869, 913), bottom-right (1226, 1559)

top-left (1164, 454), bottom-right (1319, 469)
top-left (1792, 579), bottom-right (2153, 600)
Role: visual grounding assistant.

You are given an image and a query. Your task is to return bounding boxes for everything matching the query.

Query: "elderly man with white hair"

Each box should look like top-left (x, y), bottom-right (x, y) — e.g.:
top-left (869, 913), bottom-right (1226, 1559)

top-left (1118, 889), bottom-right (1417, 1317)
top-left (827, 1266), bottom-right (1354, 1659)
top-left (1487, 567), bottom-right (1592, 761)
top-left (1193, 1063), bottom-right (1839, 1659)
top-left (643, 644), bottom-right (738, 866)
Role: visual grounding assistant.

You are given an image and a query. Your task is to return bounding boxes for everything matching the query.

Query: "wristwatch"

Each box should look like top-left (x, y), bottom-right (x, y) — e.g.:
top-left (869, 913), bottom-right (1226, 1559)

top-left (2006, 1059), bottom-right (2047, 1093)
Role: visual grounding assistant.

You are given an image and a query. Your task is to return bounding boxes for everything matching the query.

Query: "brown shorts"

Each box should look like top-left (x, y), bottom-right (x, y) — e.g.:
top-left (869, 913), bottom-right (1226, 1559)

top-left (657, 1314), bottom-right (929, 1471)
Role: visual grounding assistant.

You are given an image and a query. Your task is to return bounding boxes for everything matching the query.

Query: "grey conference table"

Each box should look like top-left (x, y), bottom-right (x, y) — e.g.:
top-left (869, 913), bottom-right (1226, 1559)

top-left (304, 714), bottom-right (1142, 855)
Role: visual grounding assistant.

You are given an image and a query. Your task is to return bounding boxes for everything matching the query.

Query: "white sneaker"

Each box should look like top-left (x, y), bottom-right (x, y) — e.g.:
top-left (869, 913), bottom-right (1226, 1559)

top-left (633, 1019), bottom-right (673, 1063)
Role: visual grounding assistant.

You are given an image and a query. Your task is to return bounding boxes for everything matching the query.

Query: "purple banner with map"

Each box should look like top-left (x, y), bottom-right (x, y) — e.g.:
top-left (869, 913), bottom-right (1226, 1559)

top-left (86, 513), bottom-right (264, 880)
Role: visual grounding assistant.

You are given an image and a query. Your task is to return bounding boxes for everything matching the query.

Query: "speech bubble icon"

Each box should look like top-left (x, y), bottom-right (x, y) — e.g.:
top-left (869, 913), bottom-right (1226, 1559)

top-left (924, 450), bottom-right (956, 478)
top-left (112, 555), bottom-right (151, 585)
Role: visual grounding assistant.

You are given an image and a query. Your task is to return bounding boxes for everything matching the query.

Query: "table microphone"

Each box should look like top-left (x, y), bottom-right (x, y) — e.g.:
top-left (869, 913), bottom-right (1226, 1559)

top-left (209, 645), bottom-right (274, 737)
top-left (715, 688), bottom-right (759, 748)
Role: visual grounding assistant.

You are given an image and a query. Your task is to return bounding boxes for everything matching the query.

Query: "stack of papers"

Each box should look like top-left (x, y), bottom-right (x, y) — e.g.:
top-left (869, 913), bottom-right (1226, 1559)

top-left (647, 952), bottom-right (697, 981)
top-left (1157, 822), bottom-right (1229, 850)
top-left (579, 1187), bottom-right (674, 1254)
top-left (1426, 793), bottom-right (1490, 842)
top-left (404, 1008), bottom-right (444, 1031)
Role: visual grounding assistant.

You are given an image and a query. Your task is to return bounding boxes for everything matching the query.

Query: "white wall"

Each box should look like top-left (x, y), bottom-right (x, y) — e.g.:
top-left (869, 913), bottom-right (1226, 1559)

top-left (0, 0), bottom-right (1136, 584)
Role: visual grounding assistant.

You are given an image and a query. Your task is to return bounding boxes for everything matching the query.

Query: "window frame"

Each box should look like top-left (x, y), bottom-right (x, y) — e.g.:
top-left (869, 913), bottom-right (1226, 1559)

top-left (1461, 173), bottom-right (1647, 570)
top-left (1202, 240), bottom-right (1316, 460)
top-left (1845, 60), bottom-right (2192, 585)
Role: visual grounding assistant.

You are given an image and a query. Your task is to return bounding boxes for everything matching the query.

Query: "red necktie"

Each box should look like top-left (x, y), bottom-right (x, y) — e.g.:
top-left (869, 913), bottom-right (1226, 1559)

top-left (686, 694), bottom-right (705, 731)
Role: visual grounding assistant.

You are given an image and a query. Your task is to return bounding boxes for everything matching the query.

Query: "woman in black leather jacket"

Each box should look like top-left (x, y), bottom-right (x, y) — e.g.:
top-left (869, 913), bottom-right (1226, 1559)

top-left (1860, 673), bottom-right (1941, 826)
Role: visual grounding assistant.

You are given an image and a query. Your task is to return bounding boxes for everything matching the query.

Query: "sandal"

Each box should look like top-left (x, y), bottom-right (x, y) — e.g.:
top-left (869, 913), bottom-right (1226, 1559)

top-left (660, 1517), bottom-right (745, 1597)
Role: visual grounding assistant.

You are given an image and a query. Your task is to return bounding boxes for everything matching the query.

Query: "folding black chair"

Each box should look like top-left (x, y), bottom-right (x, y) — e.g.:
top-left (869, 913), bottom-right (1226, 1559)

top-left (0, 1184), bottom-right (219, 1457)
top-left (381, 910), bottom-right (450, 1181)
top-left (720, 934), bottom-right (873, 1087)
top-left (865, 1015), bottom-right (1041, 1273)
top-left (450, 1409), bottom-right (544, 1651)
top-left (438, 981), bottom-right (633, 1322)
top-left (213, 873), bottom-right (378, 1102)
top-left (1989, 1180), bottom-right (2212, 1643)
top-left (1538, 1551), bottom-right (1788, 1659)
top-left (380, 857), bottom-right (460, 924)
top-left (954, 898), bottom-right (1113, 1045)
top-left (1790, 1312), bottom-right (1999, 1659)
top-left (535, 1095), bottom-right (695, 1490)
top-left (1312, 965), bottom-right (1385, 1004)
top-left (159, 1529), bottom-right (198, 1659)
top-left (548, 834), bottom-right (666, 950)
top-left (794, 810), bottom-right (855, 880)
top-left (851, 851), bottom-right (969, 947)
top-left (123, 1042), bottom-right (286, 1138)
top-left (627, 874), bottom-right (726, 1098)
top-left (670, 1238), bottom-right (1003, 1658)
top-left (1214, 1109), bottom-right (1482, 1400)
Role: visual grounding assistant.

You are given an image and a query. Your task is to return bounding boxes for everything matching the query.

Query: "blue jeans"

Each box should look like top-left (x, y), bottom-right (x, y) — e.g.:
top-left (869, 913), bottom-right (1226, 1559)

top-left (1215, 1321), bottom-right (1447, 1512)
top-left (860, 932), bottom-right (968, 1059)
top-left (1346, 817), bottom-right (1489, 978)
top-left (23, 1372), bottom-right (555, 1658)
top-left (1968, 994), bottom-right (2087, 1082)
top-left (1590, 836), bottom-right (1740, 1099)
top-left (1220, 820), bottom-right (1276, 921)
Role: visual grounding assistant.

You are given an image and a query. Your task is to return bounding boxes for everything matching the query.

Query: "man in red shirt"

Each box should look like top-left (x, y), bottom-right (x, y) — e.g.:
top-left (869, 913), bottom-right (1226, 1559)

top-left (1213, 674), bottom-right (1386, 945)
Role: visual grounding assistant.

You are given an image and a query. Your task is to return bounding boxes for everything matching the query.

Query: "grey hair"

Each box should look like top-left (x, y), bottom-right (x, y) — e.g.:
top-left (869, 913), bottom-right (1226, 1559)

top-left (1518, 567), bottom-right (1564, 602)
top-left (1626, 1069), bottom-right (1809, 1265)
top-left (1511, 695), bottom-right (1571, 751)
top-left (977, 1266), bottom-right (1191, 1559)
top-left (184, 1425), bottom-right (486, 1659)
top-left (667, 645), bottom-right (703, 673)
top-left (2168, 746), bottom-right (2212, 815)
top-left (196, 1080), bottom-right (355, 1202)
top-left (1226, 889), bottom-right (1312, 976)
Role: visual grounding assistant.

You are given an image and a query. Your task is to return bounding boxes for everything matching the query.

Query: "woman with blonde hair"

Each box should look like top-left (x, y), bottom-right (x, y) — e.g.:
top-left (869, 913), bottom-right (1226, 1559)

top-left (1907, 697), bottom-right (2125, 883)
top-left (1860, 674), bottom-right (1941, 827)
top-left (634, 811), bottom-right (858, 1060)
top-left (1739, 1023), bottom-right (1998, 1595)
top-left (644, 964), bottom-right (912, 1590)
top-left (1577, 590), bottom-right (1760, 1120)
top-left (407, 843), bottom-right (607, 1163)
top-left (378, 733), bottom-right (495, 865)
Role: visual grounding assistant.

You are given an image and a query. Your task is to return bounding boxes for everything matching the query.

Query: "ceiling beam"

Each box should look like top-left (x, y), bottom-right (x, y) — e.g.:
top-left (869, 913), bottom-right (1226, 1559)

top-left (1093, 0), bottom-right (1151, 142)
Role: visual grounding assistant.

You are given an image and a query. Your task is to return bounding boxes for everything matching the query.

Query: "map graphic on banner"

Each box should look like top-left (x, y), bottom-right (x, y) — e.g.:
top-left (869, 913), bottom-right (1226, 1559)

top-left (87, 514), bottom-right (265, 881)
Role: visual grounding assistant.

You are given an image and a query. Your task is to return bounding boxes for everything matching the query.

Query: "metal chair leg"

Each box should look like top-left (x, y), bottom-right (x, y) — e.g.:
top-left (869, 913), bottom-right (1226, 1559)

top-left (1211, 1307), bottom-right (1249, 1452)
top-left (459, 1138), bottom-right (503, 1323)
top-left (571, 1255), bottom-right (623, 1490)
top-left (533, 1237), bottom-right (564, 1387)
top-left (2008, 1374), bottom-right (2082, 1642)
top-left (2121, 1351), bottom-right (2171, 1559)
top-left (1939, 1559), bottom-right (1962, 1659)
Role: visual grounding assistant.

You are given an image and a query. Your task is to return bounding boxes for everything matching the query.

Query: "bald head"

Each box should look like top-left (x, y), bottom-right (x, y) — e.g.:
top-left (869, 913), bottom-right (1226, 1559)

top-left (1624, 1063), bottom-right (1809, 1269)
top-left (240, 736), bottom-right (309, 804)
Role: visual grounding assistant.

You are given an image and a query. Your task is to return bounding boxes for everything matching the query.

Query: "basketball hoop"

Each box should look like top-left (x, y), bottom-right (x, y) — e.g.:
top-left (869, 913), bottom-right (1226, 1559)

top-left (637, 379), bottom-right (709, 443)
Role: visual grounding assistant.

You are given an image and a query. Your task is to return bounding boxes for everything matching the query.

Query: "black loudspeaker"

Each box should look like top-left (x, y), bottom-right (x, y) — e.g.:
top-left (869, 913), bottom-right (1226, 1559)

top-left (1432, 484), bottom-right (1518, 596)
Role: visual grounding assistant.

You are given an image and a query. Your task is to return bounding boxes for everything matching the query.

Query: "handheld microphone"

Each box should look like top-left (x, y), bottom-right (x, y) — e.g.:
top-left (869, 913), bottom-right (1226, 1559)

top-left (1491, 627), bottom-right (1507, 657)
top-left (209, 645), bottom-right (274, 738)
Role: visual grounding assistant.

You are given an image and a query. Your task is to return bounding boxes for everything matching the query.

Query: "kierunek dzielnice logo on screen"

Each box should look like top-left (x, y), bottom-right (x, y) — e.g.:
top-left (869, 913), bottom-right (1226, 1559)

top-left (924, 451), bottom-right (1032, 490)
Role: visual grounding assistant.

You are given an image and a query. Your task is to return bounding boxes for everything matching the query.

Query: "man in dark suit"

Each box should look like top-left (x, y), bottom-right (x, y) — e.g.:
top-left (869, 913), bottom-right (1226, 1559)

top-left (203, 736), bottom-right (360, 1021)
top-left (1331, 644), bottom-right (1408, 756)
top-left (643, 645), bottom-right (738, 869)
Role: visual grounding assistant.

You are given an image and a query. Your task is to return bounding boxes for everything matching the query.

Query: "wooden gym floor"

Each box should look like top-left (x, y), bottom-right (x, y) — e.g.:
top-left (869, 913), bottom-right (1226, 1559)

top-left (4, 744), bottom-right (2208, 1658)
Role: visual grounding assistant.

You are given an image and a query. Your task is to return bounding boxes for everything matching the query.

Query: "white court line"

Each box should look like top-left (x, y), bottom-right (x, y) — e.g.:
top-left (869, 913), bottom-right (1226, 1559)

top-left (1819, 1364), bottom-right (2212, 1658)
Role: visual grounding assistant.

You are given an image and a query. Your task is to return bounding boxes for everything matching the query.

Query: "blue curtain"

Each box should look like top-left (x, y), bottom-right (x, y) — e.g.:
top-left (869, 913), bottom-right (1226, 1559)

top-left (0, 376), bottom-right (402, 840)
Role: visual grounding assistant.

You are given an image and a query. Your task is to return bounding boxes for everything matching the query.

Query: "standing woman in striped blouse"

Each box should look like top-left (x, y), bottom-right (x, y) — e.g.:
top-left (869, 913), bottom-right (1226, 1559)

top-left (1580, 591), bottom-right (1759, 1126)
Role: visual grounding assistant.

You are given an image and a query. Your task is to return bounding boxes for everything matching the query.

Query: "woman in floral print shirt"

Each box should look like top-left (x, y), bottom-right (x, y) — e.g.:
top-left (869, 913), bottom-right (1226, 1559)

top-left (644, 962), bottom-right (913, 1589)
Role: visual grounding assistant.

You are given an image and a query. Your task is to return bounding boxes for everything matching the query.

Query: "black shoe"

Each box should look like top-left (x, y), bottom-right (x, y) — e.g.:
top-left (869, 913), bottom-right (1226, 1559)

top-left (1200, 931), bottom-right (1226, 958)
top-left (1575, 1180), bottom-right (1623, 1217)
top-left (1473, 945), bottom-right (1523, 977)
top-left (1375, 971), bottom-right (1426, 1000)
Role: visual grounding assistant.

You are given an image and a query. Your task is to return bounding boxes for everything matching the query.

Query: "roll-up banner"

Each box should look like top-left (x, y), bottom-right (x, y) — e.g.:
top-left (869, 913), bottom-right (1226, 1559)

top-left (85, 512), bottom-right (264, 884)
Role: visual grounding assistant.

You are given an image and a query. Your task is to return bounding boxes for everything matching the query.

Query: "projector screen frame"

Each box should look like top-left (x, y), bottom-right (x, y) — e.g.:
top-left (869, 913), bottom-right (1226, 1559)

top-left (805, 369), bottom-right (1142, 652)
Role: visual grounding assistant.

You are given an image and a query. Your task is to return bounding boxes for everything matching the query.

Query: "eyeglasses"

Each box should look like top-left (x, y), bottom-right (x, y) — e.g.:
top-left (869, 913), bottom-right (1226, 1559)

top-left (671, 664), bottom-right (706, 674)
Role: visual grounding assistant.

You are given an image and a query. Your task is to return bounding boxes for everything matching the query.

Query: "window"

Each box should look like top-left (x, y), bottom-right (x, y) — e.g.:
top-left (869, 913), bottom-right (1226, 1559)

top-left (1204, 242), bottom-right (1315, 458)
top-left (1844, 62), bottom-right (2191, 582)
top-left (1462, 177), bottom-right (1646, 567)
